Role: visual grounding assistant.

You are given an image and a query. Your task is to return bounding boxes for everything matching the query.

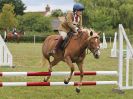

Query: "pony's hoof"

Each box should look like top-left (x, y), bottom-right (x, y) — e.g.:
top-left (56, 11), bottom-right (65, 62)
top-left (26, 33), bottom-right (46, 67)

top-left (43, 78), bottom-right (47, 82)
top-left (64, 79), bottom-right (69, 84)
top-left (76, 87), bottom-right (80, 93)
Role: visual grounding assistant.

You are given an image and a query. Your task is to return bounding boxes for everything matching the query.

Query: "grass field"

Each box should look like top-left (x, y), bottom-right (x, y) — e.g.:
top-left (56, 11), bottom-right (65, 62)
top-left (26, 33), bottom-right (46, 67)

top-left (0, 43), bottom-right (133, 99)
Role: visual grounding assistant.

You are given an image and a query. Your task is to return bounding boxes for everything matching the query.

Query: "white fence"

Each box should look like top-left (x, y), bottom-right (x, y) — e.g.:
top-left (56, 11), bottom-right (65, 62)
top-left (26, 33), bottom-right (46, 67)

top-left (100, 33), bottom-right (107, 49)
top-left (0, 35), bottom-right (13, 67)
top-left (111, 31), bottom-right (132, 59)
top-left (118, 24), bottom-right (133, 90)
top-left (111, 32), bottom-right (117, 57)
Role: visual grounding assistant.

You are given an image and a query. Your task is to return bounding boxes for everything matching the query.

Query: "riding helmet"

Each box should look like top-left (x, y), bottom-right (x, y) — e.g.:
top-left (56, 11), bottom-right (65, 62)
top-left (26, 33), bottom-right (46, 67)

top-left (73, 3), bottom-right (84, 12)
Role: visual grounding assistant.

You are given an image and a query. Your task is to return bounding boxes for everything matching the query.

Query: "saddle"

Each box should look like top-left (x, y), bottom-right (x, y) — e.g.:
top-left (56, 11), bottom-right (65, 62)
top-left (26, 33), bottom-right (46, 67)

top-left (50, 32), bottom-right (73, 55)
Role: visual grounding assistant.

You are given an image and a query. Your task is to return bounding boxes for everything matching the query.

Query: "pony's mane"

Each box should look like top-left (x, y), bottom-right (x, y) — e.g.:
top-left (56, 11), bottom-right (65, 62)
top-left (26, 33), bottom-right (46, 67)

top-left (82, 28), bottom-right (99, 38)
top-left (82, 28), bottom-right (91, 35)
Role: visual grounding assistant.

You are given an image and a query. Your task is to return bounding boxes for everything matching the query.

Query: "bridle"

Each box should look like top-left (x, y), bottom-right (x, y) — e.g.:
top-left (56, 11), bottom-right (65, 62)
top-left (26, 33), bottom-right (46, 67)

top-left (87, 36), bottom-right (100, 55)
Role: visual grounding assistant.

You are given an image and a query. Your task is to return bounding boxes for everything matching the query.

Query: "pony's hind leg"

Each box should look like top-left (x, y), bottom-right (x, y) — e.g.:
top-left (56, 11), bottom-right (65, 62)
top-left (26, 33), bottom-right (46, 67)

top-left (43, 58), bottom-right (59, 82)
top-left (75, 62), bottom-right (84, 93)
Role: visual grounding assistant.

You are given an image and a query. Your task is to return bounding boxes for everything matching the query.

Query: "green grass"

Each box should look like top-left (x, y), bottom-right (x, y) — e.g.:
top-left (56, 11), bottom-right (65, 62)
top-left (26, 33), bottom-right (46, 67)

top-left (0, 43), bottom-right (133, 99)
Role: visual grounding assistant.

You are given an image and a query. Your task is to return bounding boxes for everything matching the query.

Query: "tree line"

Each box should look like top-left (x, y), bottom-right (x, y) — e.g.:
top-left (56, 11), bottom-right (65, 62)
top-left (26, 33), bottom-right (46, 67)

top-left (76, 0), bottom-right (133, 35)
top-left (0, 0), bottom-right (64, 34)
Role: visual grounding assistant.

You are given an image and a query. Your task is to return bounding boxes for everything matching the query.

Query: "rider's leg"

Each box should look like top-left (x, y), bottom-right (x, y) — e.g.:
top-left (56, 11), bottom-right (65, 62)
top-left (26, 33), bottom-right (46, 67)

top-left (61, 31), bottom-right (72, 48)
top-left (59, 31), bottom-right (67, 40)
top-left (14, 32), bottom-right (17, 35)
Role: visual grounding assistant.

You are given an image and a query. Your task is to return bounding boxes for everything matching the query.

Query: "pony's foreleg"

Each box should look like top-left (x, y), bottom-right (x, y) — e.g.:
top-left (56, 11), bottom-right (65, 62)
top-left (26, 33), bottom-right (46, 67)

top-left (64, 56), bottom-right (75, 84)
top-left (76, 62), bottom-right (84, 93)
top-left (43, 65), bottom-right (52, 82)
top-left (43, 59), bottom-right (59, 82)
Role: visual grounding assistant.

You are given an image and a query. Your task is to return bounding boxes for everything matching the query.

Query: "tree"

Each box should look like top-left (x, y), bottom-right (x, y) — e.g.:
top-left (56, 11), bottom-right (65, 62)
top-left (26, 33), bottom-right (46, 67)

top-left (119, 3), bottom-right (133, 30)
top-left (0, 4), bottom-right (17, 31)
top-left (52, 9), bottom-right (64, 17)
top-left (78, 0), bottom-right (133, 34)
top-left (74, 0), bottom-right (79, 3)
top-left (17, 13), bottom-right (52, 32)
top-left (0, 0), bottom-right (26, 15)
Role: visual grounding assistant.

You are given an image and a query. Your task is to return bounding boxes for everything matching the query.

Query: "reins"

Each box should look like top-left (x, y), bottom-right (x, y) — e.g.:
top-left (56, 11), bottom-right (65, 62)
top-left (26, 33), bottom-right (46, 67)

top-left (74, 32), bottom-right (83, 40)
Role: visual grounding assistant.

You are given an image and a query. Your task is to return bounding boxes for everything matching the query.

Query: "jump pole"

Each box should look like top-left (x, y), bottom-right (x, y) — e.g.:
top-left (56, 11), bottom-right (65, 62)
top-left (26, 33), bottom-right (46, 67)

top-left (0, 71), bottom-right (118, 76)
top-left (0, 81), bottom-right (117, 87)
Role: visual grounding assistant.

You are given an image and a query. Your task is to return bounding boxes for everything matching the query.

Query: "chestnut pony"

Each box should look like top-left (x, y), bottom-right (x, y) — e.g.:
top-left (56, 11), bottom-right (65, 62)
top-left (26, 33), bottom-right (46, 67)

top-left (5, 31), bottom-right (24, 43)
top-left (42, 28), bottom-right (101, 93)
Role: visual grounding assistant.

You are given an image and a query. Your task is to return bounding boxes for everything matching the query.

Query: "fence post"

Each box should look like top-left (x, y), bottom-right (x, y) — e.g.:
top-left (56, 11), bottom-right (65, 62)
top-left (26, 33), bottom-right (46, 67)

top-left (118, 24), bottom-right (123, 90)
top-left (34, 35), bottom-right (36, 45)
top-left (110, 37), bottom-right (112, 47)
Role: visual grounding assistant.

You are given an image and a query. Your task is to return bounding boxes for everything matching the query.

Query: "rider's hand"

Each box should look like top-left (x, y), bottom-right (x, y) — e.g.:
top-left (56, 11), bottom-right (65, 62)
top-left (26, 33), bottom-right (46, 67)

top-left (73, 32), bottom-right (78, 35)
top-left (77, 28), bottom-right (82, 33)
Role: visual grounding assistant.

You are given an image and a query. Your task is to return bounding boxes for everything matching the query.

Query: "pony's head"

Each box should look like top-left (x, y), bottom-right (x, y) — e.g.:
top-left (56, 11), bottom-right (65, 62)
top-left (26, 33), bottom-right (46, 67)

top-left (83, 28), bottom-right (101, 59)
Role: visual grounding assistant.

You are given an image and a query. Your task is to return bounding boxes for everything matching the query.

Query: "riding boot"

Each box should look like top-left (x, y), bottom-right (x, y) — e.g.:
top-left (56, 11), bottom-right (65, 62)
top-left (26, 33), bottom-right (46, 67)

top-left (61, 36), bottom-right (68, 49)
top-left (61, 32), bottom-right (72, 49)
top-left (50, 36), bottom-right (63, 54)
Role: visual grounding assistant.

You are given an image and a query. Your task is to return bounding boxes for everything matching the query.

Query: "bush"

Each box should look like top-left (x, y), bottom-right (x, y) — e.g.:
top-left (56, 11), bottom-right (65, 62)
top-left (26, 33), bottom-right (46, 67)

top-left (4, 35), bottom-right (47, 43)
top-left (20, 35), bottom-right (47, 43)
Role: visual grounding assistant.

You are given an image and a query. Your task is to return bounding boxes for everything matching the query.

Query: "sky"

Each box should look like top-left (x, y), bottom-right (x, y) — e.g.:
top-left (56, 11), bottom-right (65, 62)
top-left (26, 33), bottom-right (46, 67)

top-left (22, 0), bottom-right (75, 12)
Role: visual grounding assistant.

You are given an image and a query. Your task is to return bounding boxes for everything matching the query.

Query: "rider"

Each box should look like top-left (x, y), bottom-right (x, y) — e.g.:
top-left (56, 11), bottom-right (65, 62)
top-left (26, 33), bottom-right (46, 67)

top-left (12, 27), bottom-right (17, 35)
top-left (51, 3), bottom-right (84, 54)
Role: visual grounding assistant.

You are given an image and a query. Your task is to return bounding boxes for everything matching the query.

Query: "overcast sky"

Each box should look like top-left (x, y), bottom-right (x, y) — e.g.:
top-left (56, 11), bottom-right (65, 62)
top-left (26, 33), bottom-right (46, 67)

top-left (22, 0), bottom-right (75, 12)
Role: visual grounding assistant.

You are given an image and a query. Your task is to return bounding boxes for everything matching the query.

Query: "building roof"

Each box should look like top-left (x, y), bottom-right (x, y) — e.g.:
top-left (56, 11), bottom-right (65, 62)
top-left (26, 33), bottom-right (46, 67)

top-left (51, 16), bottom-right (65, 30)
top-left (58, 16), bottom-right (65, 22)
top-left (51, 18), bottom-right (60, 30)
